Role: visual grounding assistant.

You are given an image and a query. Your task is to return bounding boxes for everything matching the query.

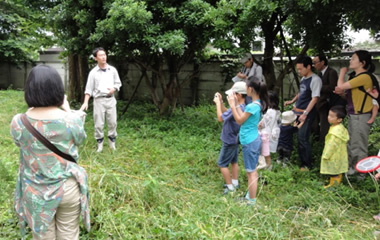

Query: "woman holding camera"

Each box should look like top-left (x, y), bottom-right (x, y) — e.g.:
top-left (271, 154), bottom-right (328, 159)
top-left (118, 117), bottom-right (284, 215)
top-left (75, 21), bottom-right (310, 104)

top-left (10, 65), bottom-right (90, 239)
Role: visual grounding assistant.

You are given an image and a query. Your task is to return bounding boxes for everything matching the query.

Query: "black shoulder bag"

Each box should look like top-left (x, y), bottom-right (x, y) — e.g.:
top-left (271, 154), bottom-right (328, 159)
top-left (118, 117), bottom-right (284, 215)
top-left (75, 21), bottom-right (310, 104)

top-left (20, 114), bottom-right (76, 163)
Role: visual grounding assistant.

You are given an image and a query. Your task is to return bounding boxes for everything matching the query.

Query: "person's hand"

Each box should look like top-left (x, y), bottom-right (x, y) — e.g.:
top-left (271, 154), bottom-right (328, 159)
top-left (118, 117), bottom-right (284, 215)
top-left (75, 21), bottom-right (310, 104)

top-left (340, 67), bottom-right (348, 75)
top-left (333, 86), bottom-right (344, 95)
top-left (213, 92), bottom-right (222, 104)
top-left (107, 88), bottom-right (115, 96)
top-left (61, 95), bottom-right (71, 112)
top-left (284, 100), bottom-right (293, 106)
top-left (237, 72), bottom-right (246, 79)
top-left (367, 88), bottom-right (379, 98)
top-left (298, 114), bottom-right (306, 123)
top-left (227, 93), bottom-right (237, 108)
top-left (375, 172), bottom-right (380, 181)
top-left (80, 102), bottom-right (88, 111)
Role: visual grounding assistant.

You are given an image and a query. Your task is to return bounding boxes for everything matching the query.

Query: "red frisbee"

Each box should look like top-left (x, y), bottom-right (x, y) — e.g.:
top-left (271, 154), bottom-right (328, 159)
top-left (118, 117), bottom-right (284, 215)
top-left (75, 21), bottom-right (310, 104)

top-left (356, 156), bottom-right (380, 173)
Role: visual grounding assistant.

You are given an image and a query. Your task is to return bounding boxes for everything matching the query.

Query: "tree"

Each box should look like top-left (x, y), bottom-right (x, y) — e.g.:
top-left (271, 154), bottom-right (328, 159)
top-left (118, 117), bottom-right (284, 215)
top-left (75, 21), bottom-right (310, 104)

top-left (213, 0), bottom-right (350, 92)
top-left (0, 0), bottom-right (53, 64)
top-left (91, 0), bottom-right (226, 115)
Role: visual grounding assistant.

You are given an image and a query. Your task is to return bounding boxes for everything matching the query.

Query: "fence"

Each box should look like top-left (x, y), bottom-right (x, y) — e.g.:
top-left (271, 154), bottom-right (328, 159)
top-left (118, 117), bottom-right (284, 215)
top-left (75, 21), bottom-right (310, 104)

top-left (1, 51), bottom-right (380, 105)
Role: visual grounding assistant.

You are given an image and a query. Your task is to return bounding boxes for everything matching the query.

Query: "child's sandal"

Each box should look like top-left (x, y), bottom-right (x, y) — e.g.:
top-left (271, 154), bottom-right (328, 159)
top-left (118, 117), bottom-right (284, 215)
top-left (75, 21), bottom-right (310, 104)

top-left (373, 214), bottom-right (380, 221)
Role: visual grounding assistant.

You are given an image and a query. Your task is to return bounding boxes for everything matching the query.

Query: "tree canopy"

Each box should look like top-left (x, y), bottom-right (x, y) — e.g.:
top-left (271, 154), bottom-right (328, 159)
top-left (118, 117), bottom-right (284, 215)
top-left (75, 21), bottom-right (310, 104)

top-left (0, 0), bottom-right (53, 63)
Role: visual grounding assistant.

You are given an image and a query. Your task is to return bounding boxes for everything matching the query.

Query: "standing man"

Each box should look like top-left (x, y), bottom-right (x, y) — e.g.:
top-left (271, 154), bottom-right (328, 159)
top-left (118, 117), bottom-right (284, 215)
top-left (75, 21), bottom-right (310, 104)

top-left (233, 53), bottom-right (265, 83)
top-left (313, 54), bottom-right (345, 142)
top-left (80, 47), bottom-right (122, 152)
top-left (285, 56), bottom-right (322, 170)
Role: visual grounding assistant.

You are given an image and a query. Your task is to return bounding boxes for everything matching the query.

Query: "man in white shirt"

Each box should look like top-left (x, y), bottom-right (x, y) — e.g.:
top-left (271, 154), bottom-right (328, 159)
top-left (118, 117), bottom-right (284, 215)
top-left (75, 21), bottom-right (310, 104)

top-left (80, 47), bottom-right (122, 152)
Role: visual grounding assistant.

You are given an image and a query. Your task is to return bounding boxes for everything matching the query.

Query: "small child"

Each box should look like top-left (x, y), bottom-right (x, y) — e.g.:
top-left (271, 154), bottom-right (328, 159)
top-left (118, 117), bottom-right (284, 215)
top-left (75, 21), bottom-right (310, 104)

top-left (214, 82), bottom-right (247, 195)
top-left (276, 111), bottom-right (299, 166)
top-left (257, 91), bottom-right (281, 170)
top-left (320, 105), bottom-right (349, 188)
top-left (367, 88), bottom-right (379, 124)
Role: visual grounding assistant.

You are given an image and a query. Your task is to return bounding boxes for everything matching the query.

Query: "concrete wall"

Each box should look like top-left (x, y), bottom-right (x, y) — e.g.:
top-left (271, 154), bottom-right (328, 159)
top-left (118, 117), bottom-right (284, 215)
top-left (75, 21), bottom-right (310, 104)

top-left (2, 52), bottom-right (380, 105)
top-left (0, 49), bottom-right (68, 90)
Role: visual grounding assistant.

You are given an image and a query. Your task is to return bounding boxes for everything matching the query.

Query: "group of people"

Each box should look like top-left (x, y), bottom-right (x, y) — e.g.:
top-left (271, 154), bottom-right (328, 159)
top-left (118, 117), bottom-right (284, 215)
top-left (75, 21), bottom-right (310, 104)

top-left (214, 50), bottom-right (379, 204)
top-left (10, 47), bottom-right (120, 239)
top-left (9, 48), bottom-right (379, 238)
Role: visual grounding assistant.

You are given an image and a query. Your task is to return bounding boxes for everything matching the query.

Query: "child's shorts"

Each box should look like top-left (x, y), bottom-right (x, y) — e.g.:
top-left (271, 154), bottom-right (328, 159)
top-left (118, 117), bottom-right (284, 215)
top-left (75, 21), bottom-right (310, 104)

top-left (242, 136), bottom-right (261, 172)
top-left (217, 142), bottom-right (239, 168)
top-left (260, 132), bottom-right (270, 157)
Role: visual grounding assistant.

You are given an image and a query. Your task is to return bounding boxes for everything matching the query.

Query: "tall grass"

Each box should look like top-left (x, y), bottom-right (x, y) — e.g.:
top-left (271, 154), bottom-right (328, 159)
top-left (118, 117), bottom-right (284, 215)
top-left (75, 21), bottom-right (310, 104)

top-left (1, 90), bottom-right (379, 239)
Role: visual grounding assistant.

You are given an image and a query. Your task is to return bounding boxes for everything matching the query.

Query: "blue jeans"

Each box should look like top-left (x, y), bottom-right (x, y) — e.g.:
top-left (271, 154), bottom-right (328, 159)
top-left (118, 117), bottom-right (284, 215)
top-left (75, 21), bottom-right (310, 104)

top-left (297, 116), bottom-right (313, 168)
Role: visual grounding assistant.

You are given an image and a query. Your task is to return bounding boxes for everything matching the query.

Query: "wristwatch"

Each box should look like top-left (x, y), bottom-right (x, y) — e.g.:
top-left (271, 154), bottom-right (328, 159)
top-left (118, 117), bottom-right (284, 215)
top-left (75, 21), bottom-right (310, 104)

top-left (303, 111), bottom-right (308, 116)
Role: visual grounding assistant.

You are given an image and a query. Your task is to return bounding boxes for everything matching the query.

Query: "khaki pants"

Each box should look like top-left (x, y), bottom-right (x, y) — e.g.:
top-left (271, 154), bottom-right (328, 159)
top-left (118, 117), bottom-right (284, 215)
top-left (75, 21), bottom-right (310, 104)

top-left (93, 97), bottom-right (117, 140)
top-left (33, 178), bottom-right (81, 240)
top-left (348, 113), bottom-right (371, 168)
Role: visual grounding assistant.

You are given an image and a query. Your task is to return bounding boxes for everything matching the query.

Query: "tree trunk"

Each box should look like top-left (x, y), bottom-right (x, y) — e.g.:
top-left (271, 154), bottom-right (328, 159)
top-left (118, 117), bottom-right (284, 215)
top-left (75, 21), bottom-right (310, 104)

top-left (68, 54), bottom-right (88, 103)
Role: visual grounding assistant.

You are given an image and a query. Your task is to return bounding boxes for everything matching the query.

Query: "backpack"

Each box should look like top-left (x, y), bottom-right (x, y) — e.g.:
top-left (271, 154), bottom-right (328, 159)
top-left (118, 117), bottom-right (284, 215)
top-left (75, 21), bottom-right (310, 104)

top-left (357, 72), bottom-right (380, 114)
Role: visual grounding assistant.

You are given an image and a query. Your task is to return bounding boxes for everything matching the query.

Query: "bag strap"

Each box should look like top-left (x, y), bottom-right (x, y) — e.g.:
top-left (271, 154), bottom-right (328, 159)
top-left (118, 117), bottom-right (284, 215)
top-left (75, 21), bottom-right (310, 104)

top-left (20, 114), bottom-right (76, 163)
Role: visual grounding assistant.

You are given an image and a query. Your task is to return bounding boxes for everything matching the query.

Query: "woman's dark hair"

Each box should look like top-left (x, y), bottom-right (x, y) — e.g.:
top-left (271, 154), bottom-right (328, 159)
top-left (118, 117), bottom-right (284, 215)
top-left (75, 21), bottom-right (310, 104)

top-left (354, 50), bottom-right (375, 73)
top-left (330, 105), bottom-right (346, 120)
top-left (247, 76), bottom-right (269, 113)
top-left (93, 47), bottom-right (106, 58)
top-left (24, 65), bottom-right (65, 108)
top-left (268, 90), bottom-right (279, 110)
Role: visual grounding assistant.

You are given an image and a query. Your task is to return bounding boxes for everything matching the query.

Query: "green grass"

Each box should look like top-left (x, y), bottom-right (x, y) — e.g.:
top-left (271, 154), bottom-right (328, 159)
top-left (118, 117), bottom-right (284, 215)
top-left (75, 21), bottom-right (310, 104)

top-left (1, 89), bottom-right (380, 239)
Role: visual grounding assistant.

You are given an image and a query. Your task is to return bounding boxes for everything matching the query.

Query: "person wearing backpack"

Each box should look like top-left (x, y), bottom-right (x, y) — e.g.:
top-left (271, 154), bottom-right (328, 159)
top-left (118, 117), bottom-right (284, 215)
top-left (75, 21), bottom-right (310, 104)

top-left (257, 90), bottom-right (281, 170)
top-left (334, 50), bottom-right (377, 175)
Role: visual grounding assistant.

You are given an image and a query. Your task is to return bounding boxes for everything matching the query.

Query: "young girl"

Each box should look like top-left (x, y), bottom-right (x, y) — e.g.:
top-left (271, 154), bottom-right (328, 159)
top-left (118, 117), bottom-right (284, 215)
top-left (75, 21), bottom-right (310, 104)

top-left (227, 76), bottom-right (269, 206)
top-left (257, 90), bottom-right (281, 170)
top-left (320, 105), bottom-right (349, 188)
top-left (213, 82), bottom-right (247, 194)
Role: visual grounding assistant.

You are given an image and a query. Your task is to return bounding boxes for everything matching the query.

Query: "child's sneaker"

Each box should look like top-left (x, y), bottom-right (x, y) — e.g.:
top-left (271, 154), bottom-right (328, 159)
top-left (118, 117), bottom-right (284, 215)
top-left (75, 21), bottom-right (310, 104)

top-left (233, 184), bottom-right (239, 190)
top-left (223, 187), bottom-right (235, 195)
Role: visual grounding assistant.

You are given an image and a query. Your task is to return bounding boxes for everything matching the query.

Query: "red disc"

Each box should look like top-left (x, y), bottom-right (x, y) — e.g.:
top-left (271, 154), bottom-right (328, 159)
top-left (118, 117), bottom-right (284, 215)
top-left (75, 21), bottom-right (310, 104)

top-left (355, 156), bottom-right (380, 173)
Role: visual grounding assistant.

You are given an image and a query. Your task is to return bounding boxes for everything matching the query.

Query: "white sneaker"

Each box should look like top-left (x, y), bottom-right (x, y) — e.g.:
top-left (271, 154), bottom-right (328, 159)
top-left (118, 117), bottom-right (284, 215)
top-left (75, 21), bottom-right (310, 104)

top-left (97, 141), bottom-right (103, 152)
top-left (109, 139), bottom-right (116, 150)
top-left (257, 155), bottom-right (267, 170)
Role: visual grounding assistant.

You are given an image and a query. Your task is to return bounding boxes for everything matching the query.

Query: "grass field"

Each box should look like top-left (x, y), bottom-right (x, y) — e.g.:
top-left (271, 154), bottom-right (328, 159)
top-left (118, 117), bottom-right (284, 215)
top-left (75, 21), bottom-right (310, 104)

top-left (1, 89), bottom-right (380, 239)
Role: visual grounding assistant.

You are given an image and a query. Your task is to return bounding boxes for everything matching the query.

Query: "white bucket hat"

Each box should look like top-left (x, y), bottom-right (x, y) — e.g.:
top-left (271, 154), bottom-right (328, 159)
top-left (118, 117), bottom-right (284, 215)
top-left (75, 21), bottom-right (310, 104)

top-left (225, 81), bottom-right (247, 96)
top-left (281, 111), bottom-right (297, 124)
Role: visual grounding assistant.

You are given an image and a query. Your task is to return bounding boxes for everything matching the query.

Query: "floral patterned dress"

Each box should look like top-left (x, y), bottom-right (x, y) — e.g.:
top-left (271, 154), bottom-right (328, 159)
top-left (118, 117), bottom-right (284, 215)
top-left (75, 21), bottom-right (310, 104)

top-left (320, 123), bottom-right (350, 175)
top-left (10, 112), bottom-right (90, 237)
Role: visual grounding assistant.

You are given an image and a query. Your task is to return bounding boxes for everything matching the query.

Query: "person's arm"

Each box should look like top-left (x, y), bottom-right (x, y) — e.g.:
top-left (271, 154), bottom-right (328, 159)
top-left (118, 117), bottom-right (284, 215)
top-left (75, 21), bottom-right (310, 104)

top-left (80, 94), bottom-right (91, 111)
top-left (337, 67), bottom-right (352, 90)
top-left (213, 92), bottom-right (225, 122)
top-left (227, 94), bottom-right (251, 125)
top-left (107, 68), bottom-right (122, 96)
top-left (61, 95), bottom-right (71, 112)
top-left (298, 97), bottom-right (318, 123)
top-left (284, 93), bottom-right (299, 106)
top-left (368, 101), bottom-right (378, 124)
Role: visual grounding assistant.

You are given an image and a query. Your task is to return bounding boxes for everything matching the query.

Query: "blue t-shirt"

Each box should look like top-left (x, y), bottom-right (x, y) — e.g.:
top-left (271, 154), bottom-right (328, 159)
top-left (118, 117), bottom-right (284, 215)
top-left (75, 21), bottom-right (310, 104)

top-left (239, 100), bottom-right (261, 145)
top-left (221, 104), bottom-right (245, 144)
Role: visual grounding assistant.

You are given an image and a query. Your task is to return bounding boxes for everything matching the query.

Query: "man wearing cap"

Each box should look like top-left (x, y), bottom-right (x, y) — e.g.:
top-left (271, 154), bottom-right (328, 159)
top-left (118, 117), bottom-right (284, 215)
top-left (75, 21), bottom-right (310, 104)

top-left (213, 81), bottom-right (247, 194)
top-left (233, 53), bottom-right (265, 83)
top-left (285, 56), bottom-right (322, 170)
top-left (80, 47), bottom-right (122, 152)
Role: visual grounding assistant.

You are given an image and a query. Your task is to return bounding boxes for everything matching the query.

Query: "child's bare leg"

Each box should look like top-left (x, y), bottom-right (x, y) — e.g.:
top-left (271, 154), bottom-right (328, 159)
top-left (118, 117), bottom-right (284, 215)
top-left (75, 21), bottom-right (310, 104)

top-left (220, 167), bottom-right (232, 185)
top-left (247, 171), bottom-right (258, 199)
top-left (231, 163), bottom-right (238, 181)
top-left (265, 155), bottom-right (271, 166)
